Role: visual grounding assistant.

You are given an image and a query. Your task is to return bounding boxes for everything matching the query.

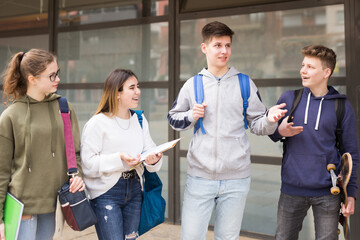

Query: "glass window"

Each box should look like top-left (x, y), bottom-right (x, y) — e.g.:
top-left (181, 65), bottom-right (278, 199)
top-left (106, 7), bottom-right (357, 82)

top-left (57, 22), bottom-right (168, 83)
top-left (180, 5), bottom-right (345, 80)
top-left (0, 35), bottom-right (49, 74)
top-left (138, 88), bottom-right (169, 144)
top-left (0, 0), bottom-right (48, 31)
top-left (58, 0), bottom-right (168, 26)
top-left (57, 89), bottom-right (102, 131)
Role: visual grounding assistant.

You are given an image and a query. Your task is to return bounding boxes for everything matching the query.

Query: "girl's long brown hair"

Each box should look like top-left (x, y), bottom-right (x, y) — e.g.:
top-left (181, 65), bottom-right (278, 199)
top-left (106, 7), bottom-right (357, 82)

top-left (95, 69), bottom-right (137, 116)
top-left (2, 49), bottom-right (56, 105)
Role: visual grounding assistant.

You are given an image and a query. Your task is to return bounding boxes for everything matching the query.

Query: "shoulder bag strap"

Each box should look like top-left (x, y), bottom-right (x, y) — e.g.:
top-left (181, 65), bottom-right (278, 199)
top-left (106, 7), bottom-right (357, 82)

top-left (58, 97), bottom-right (78, 176)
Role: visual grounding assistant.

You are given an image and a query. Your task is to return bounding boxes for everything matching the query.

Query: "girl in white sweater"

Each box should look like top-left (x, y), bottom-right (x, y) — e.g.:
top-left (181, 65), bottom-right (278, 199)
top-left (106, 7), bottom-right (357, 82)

top-left (81, 69), bottom-right (162, 240)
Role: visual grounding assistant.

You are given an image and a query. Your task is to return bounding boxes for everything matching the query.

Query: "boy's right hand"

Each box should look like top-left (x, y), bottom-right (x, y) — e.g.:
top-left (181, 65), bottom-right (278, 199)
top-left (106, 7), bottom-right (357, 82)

top-left (278, 116), bottom-right (303, 137)
top-left (0, 223), bottom-right (5, 240)
top-left (193, 103), bottom-right (207, 121)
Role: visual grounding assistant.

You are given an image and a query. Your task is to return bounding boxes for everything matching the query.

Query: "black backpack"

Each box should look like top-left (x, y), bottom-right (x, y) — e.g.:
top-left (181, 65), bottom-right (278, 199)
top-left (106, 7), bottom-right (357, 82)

top-left (284, 88), bottom-right (345, 152)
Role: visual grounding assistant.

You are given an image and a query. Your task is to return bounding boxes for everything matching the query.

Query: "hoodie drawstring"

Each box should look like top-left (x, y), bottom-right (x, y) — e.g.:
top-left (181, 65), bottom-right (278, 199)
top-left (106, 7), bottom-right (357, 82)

top-left (304, 92), bottom-right (311, 125)
top-left (315, 98), bottom-right (324, 130)
top-left (303, 91), bottom-right (325, 130)
top-left (25, 97), bottom-right (32, 172)
top-left (48, 102), bottom-right (58, 157)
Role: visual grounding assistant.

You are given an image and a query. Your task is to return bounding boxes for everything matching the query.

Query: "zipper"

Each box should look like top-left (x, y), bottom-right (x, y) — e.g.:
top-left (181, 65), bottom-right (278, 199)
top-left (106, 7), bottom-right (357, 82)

top-left (214, 79), bottom-right (221, 178)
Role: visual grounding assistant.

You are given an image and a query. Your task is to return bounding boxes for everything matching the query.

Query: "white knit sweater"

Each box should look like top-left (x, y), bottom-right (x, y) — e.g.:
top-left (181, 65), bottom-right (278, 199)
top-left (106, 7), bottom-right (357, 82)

top-left (80, 112), bottom-right (162, 199)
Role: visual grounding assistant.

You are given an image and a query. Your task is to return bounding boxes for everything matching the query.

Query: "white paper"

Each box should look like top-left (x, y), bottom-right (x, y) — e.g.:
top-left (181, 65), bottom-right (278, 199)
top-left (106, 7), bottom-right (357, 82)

top-left (140, 138), bottom-right (181, 161)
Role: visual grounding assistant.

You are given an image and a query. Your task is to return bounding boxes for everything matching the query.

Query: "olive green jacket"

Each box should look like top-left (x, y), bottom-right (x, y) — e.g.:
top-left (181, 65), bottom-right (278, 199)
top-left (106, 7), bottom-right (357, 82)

top-left (0, 93), bottom-right (81, 223)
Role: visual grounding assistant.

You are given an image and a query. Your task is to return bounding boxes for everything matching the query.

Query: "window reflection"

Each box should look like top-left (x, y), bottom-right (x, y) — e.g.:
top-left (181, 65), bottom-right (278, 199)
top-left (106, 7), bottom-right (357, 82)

top-left (0, 35), bottom-right (49, 73)
top-left (58, 23), bottom-right (168, 83)
top-left (180, 5), bottom-right (345, 80)
top-left (0, 0), bottom-right (48, 31)
top-left (58, 0), bottom-right (168, 26)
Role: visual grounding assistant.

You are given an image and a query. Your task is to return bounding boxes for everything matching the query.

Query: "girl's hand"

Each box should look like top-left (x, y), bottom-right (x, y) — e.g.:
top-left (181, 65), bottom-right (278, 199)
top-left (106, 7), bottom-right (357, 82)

top-left (69, 176), bottom-right (86, 193)
top-left (121, 153), bottom-right (141, 167)
top-left (0, 223), bottom-right (5, 240)
top-left (145, 152), bottom-right (162, 165)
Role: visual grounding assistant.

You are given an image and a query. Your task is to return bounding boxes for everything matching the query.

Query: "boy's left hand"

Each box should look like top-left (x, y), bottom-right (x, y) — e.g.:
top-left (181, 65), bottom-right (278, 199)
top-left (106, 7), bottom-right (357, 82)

top-left (267, 103), bottom-right (287, 122)
top-left (342, 196), bottom-right (355, 218)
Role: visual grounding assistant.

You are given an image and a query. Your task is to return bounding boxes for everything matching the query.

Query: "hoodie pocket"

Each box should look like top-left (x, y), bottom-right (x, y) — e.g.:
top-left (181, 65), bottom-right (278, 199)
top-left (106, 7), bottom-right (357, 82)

top-left (188, 135), bottom-right (216, 172)
top-left (282, 153), bottom-right (330, 189)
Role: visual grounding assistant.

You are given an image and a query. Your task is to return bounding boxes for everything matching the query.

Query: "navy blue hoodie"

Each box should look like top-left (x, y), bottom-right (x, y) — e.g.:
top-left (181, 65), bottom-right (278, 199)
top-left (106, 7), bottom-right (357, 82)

top-left (270, 86), bottom-right (359, 198)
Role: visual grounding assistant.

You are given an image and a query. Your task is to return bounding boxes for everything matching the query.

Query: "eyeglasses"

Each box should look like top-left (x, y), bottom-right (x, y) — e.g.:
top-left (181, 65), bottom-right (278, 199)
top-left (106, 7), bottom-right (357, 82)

top-left (36, 68), bottom-right (60, 82)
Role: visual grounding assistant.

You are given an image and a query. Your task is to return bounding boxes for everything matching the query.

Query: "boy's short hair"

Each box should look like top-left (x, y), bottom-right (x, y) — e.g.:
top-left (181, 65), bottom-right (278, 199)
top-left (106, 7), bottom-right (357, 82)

top-left (202, 21), bottom-right (234, 44)
top-left (302, 45), bottom-right (337, 76)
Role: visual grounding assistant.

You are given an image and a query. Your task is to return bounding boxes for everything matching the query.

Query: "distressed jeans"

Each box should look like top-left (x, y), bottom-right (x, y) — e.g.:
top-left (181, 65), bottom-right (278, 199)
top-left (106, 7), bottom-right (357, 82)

top-left (17, 212), bottom-right (55, 240)
top-left (90, 176), bottom-right (142, 240)
top-left (181, 175), bottom-right (251, 240)
top-left (276, 192), bottom-right (341, 240)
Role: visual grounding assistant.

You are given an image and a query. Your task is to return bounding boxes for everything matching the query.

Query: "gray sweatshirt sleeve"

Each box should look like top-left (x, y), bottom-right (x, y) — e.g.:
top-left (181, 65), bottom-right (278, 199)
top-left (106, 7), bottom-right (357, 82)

top-left (167, 79), bottom-right (196, 131)
top-left (246, 79), bottom-right (278, 135)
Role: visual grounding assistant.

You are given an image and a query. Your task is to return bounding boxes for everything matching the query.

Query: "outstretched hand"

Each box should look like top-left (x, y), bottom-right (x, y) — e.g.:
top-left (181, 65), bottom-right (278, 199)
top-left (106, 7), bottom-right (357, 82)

top-left (278, 116), bottom-right (303, 137)
top-left (267, 103), bottom-right (287, 122)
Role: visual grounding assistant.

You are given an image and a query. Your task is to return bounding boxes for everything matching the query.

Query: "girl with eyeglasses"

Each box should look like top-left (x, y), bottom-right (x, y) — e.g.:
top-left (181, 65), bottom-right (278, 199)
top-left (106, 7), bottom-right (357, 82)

top-left (0, 49), bottom-right (85, 240)
top-left (80, 69), bottom-right (163, 240)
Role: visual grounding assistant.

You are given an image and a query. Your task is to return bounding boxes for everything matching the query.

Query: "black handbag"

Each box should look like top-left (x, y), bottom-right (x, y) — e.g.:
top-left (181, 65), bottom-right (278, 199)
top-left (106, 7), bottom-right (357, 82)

top-left (57, 97), bottom-right (97, 231)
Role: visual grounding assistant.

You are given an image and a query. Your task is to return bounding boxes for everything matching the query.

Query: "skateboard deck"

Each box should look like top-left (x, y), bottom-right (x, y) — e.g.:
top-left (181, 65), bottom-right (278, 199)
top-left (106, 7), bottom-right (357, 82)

top-left (328, 153), bottom-right (352, 240)
top-left (338, 153), bottom-right (352, 240)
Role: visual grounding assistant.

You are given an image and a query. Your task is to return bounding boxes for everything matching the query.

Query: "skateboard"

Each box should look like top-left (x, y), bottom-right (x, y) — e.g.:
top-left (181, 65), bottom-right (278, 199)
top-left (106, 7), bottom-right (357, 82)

top-left (327, 152), bottom-right (353, 240)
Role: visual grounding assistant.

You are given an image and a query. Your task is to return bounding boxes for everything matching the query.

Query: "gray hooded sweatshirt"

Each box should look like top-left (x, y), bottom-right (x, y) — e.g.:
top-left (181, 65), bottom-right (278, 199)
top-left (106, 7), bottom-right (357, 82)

top-left (168, 67), bottom-right (277, 180)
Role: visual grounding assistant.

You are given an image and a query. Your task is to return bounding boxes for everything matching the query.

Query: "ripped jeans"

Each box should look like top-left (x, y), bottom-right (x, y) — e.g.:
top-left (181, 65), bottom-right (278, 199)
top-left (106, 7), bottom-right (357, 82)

top-left (90, 176), bottom-right (142, 240)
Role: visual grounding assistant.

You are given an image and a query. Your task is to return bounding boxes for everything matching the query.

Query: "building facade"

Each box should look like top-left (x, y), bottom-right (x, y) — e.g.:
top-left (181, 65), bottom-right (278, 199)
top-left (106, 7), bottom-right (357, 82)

top-left (1, 0), bottom-right (359, 238)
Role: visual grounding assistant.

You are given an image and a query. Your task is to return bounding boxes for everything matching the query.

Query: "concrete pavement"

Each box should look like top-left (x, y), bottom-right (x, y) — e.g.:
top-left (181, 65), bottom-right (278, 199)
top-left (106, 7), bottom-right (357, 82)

top-left (54, 222), bottom-right (258, 240)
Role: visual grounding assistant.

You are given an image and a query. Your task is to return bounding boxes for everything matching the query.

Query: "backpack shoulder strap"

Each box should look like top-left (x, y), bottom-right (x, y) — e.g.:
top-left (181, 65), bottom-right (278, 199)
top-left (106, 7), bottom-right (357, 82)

top-left (193, 74), bottom-right (206, 134)
top-left (335, 98), bottom-right (345, 152)
top-left (133, 110), bottom-right (144, 129)
top-left (238, 73), bottom-right (250, 129)
top-left (287, 88), bottom-right (304, 123)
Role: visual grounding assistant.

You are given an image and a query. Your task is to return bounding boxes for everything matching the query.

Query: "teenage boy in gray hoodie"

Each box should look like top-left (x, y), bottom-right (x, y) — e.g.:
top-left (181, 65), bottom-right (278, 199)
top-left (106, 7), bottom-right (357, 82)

top-left (168, 21), bottom-right (286, 240)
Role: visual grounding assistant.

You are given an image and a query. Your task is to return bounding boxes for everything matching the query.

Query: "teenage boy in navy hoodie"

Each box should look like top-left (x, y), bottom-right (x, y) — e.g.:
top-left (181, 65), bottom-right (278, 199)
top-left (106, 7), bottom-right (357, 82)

top-left (269, 45), bottom-right (359, 240)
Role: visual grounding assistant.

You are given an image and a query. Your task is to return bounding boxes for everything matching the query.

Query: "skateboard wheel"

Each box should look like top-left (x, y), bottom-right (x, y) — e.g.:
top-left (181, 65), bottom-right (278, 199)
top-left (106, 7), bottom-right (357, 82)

top-left (327, 164), bottom-right (336, 171)
top-left (331, 186), bottom-right (340, 195)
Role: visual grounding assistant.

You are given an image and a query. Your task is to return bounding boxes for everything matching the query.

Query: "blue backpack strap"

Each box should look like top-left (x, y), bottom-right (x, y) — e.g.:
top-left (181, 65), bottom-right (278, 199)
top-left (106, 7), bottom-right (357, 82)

top-left (238, 73), bottom-right (250, 129)
top-left (193, 74), bottom-right (206, 134)
top-left (134, 110), bottom-right (144, 128)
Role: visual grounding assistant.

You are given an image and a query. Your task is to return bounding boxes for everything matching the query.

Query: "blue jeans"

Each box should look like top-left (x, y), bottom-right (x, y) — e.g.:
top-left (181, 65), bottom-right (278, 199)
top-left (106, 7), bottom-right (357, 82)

top-left (90, 176), bottom-right (142, 240)
top-left (17, 212), bottom-right (55, 240)
top-left (181, 175), bottom-right (251, 240)
top-left (276, 192), bottom-right (341, 240)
